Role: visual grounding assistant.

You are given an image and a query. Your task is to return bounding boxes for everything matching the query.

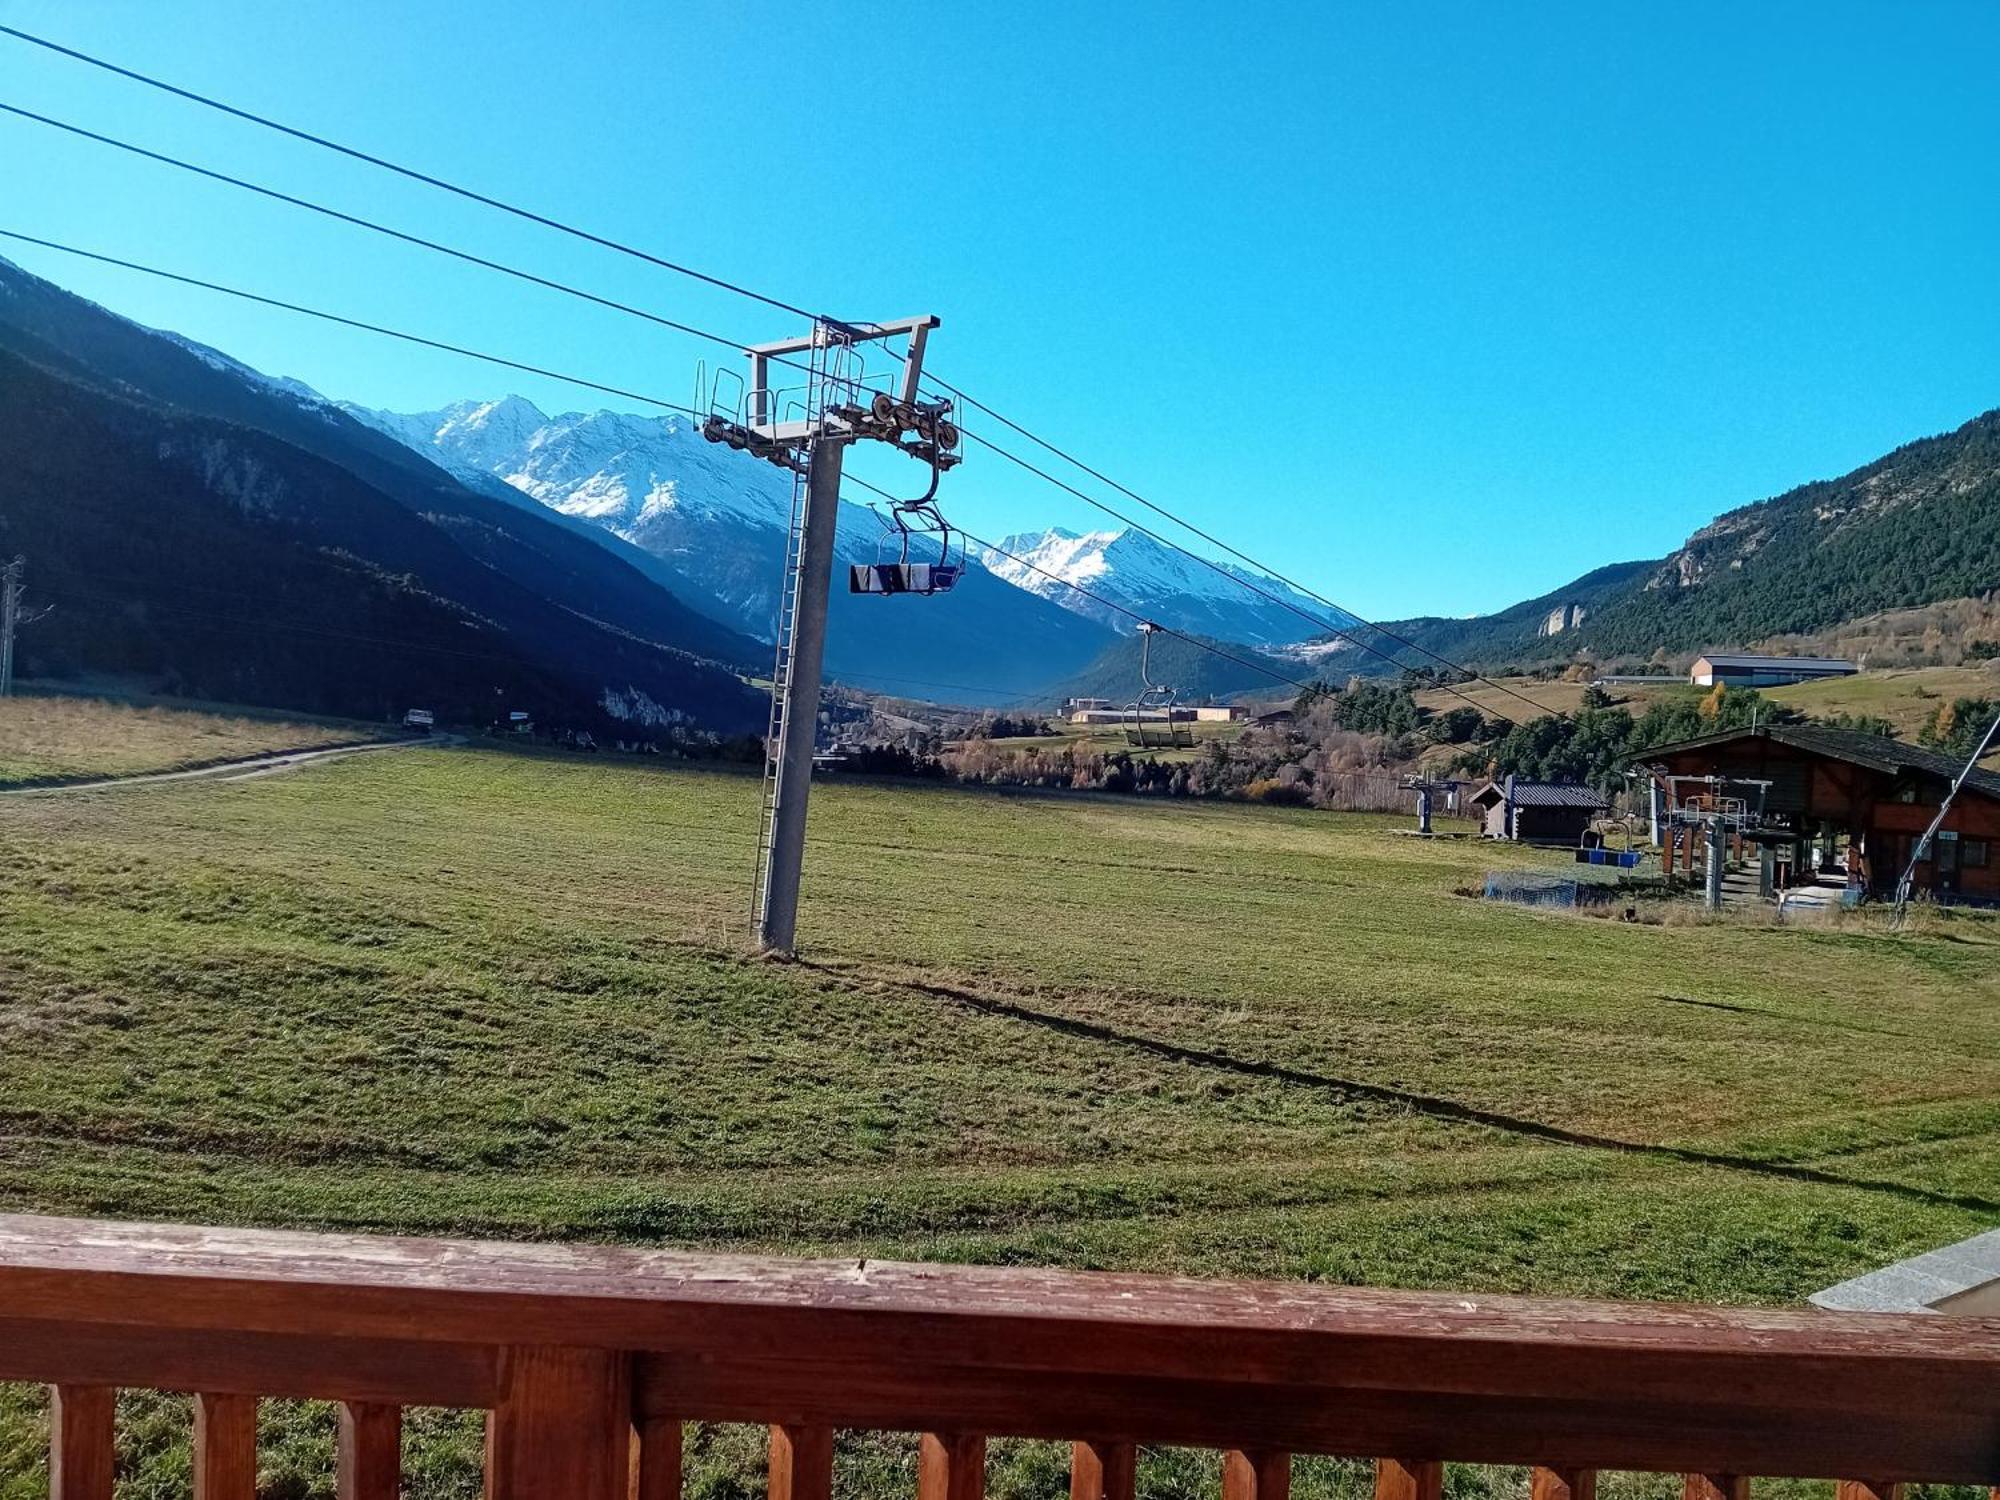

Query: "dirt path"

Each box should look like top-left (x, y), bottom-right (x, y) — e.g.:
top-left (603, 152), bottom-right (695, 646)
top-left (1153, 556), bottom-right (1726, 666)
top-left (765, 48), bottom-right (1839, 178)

top-left (0, 735), bottom-right (459, 795)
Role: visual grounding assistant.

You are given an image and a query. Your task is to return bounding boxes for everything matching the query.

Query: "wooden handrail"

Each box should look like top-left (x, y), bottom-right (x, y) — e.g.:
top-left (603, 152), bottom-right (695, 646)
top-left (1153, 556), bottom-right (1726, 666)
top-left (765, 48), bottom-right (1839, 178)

top-left (1, 1212), bottom-right (1996, 1498)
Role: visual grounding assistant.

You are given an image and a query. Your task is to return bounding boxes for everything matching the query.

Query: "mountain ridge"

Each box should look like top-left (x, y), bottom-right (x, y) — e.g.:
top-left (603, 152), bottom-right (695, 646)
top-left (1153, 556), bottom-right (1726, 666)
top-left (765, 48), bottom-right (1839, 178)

top-left (348, 395), bottom-right (1120, 704)
top-left (0, 255), bottom-right (767, 732)
top-left (1309, 407), bottom-right (2000, 676)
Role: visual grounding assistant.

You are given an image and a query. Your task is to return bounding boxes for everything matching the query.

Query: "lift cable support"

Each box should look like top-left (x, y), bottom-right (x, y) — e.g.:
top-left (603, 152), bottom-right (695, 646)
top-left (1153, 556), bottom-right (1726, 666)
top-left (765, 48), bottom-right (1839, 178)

top-left (1892, 707), bottom-right (2000, 921)
top-left (700, 315), bottom-right (960, 957)
top-left (1652, 771), bottom-right (1774, 910)
top-left (1123, 623), bottom-right (1193, 750)
top-left (1397, 773), bottom-right (1462, 837)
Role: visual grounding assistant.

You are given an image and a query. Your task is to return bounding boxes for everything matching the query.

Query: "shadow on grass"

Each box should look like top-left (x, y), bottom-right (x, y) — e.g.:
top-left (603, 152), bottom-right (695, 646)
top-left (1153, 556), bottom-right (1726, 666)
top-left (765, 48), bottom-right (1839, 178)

top-left (818, 965), bottom-right (2000, 1217)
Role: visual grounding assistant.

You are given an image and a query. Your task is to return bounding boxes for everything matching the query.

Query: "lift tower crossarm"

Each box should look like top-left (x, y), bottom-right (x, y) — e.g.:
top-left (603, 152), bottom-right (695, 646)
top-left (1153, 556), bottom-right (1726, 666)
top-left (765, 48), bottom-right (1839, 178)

top-left (747, 315), bottom-right (940, 431)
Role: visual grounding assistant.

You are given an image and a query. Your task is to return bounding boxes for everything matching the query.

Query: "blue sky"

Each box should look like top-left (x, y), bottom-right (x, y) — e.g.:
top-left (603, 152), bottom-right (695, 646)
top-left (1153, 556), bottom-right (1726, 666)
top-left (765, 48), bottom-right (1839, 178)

top-left (2, 1), bottom-right (1996, 619)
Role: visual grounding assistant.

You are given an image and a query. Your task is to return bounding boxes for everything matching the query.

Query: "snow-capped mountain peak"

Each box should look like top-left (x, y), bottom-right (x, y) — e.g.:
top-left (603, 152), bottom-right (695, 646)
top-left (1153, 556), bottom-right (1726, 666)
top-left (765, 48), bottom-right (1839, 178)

top-left (979, 525), bottom-right (1330, 644)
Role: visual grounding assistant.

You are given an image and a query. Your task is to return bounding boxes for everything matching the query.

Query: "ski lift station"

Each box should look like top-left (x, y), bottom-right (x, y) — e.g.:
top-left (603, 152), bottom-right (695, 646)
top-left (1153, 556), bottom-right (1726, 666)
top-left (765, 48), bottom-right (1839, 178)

top-left (1640, 723), bottom-right (2000, 904)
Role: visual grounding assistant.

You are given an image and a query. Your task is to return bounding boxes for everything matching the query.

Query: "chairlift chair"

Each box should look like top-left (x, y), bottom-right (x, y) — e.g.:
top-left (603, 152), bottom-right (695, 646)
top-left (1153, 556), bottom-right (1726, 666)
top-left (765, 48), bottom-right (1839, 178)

top-left (849, 488), bottom-right (964, 597)
top-left (1122, 623), bottom-right (1194, 749)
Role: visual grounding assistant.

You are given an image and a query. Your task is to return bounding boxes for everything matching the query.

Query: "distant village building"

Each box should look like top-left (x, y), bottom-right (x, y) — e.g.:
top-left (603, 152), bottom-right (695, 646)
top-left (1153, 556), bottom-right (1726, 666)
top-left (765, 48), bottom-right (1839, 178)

top-left (1193, 705), bottom-right (1248, 723)
top-left (1253, 708), bottom-right (1296, 728)
top-left (1689, 654), bottom-right (1857, 688)
top-left (1641, 724), bottom-right (1999, 903)
top-left (1467, 777), bottom-right (1612, 844)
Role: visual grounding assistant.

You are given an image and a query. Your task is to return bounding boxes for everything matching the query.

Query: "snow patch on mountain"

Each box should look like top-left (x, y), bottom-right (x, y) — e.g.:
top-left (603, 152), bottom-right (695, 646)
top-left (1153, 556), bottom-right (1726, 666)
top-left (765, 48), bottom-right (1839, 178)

top-left (342, 396), bottom-right (803, 535)
top-left (154, 331), bottom-right (328, 409)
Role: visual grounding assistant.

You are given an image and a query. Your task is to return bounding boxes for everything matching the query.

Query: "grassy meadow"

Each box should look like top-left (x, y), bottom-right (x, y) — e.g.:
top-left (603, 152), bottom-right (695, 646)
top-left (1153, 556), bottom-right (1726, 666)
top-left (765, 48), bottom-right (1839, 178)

top-left (1762, 663), bottom-right (2000, 744)
top-left (0, 694), bottom-right (379, 787)
top-left (1, 740), bottom-right (1996, 1499)
top-left (973, 716), bottom-right (1248, 763)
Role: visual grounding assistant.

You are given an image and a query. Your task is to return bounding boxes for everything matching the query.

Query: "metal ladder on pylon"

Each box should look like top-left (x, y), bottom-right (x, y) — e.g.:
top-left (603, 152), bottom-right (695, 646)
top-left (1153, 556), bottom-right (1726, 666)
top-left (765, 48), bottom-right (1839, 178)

top-left (750, 327), bottom-right (836, 929)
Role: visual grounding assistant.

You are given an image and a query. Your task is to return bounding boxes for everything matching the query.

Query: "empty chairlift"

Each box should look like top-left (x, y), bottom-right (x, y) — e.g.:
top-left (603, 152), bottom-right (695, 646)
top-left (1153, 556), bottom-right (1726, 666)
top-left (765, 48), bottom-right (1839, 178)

top-left (1124, 623), bottom-right (1194, 749)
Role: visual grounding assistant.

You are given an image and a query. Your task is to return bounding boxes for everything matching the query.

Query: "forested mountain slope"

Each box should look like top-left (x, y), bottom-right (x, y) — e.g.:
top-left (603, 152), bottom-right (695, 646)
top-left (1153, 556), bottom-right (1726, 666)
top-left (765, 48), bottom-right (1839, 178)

top-left (0, 259), bottom-right (766, 732)
top-left (1325, 408), bottom-right (2000, 672)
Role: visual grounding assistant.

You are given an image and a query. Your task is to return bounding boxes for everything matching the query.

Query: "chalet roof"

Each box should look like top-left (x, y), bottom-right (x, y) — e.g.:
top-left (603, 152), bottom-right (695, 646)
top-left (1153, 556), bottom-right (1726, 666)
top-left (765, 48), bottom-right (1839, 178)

top-left (1636, 724), bottom-right (2000, 801)
top-left (1693, 654), bottom-right (1857, 672)
top-left (1466, 779), bottom-right (1613, 810)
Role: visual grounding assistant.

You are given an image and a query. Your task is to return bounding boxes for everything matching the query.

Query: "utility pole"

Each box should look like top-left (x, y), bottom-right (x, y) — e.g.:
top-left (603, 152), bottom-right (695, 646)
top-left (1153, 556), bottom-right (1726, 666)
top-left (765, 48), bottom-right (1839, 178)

top-left (1705, 817), bottom-right (1726, 911)
top-left (701, 316), bottom-right (959, 956)
top-left (1, 555), bottom-right (23, 697)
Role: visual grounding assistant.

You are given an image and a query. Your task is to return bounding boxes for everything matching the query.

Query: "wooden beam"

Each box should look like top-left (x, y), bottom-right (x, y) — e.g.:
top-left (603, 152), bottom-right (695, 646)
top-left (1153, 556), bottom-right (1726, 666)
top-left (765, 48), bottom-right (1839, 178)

top-left (1532, 1468), bottom-right (1596, 1500)
top-left (769, 1425), bottom-right (833, 1500)
top-left (918, 1433), bottom-right (985, 1500)
top-left (0, 1317), bottom-right (496, 1408)
top-left (1071, 1442), bottom-right (1136, 1500)
top-left (336, 1402), bottom-right (399, 1500)
top-left (49, 1385), bottom-right (115, 1500)
top-left (194, 1393), bottom-right (258, 1500)
top-left (8, 1213), bottom-right (2000, 1484)
top-left (634, 1416), bottom-right (684, 1500)
top-left (1223, 1449), bottom-right (1290, 1500)
top-left (1374, 1459), bottom-right (1441, 1500)
top-left (484, 1347), bottom-right (629, 1500)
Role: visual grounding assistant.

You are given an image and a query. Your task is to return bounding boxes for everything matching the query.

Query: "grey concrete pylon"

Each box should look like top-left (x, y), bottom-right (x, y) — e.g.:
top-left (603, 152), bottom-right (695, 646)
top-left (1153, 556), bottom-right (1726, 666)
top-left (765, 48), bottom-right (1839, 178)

top-left (754, 439), bottom-right (845, 955)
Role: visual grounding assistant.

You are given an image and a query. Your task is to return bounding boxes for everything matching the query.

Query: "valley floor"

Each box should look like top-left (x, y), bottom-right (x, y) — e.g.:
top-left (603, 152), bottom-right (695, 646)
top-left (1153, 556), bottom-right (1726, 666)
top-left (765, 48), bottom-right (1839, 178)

top-left (1, 745), bottom-right (1996, 1499)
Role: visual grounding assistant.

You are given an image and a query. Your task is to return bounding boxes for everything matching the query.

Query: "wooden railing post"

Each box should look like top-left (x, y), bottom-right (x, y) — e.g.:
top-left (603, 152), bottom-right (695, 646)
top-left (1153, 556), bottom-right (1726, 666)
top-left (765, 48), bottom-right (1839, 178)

top-left (49, 1386), bottom-right (115, 1500)
top-left (770, 1425), bottom-right (834, 1500)
top-left (1685, 1476), bottom-right (1749, 1500)
top-left (919, 1433), bottom-right (985, 1500)
top-left (1533, 1468), bottom-right (1597, 1500)
top-left (485, 1347), bottom-right (630, 1500)
top-left (1374, 1459), bottom-right (1442, 1500)
top-left (1223, 1449), bottom-right (1290, 1500)
top-left (634, 1416), bottom-right (684, 1500)
top-left (337, 1402), bottom-right (400, 1500)
top-left (1071, 1442), bottom-right (1136, 1500)
top-left (194, 1393), bottom-right (258, 1500)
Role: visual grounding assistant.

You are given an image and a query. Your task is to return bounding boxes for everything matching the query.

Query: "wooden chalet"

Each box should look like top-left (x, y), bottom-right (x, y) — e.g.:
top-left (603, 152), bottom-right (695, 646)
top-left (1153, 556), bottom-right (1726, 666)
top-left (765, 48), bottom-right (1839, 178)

top-left (1639, 724), bottom-right (2000, 903)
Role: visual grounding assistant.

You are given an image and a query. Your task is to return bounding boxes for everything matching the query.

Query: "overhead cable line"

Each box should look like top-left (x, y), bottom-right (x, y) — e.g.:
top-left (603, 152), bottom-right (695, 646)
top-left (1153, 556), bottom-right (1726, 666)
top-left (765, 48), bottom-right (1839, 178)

top-left (0, 33), bottom-right (1557, 718)
top-left (0, 229), bottom-right (700, 415)
top-left (957, 530), bottom-right (1322, 699)
top-left (932, 393), bottom-right (1566, 721)
top-left (0, 104), bottom-right (779, 365)
top-left (0, 22), bottom-right (819, 325)
top-left (933, 432), bottom-right (1525, 725)
top-left (848, 470), bottom-right (1321, 698)
top-left (2, 230), bottom-right (1320, 709)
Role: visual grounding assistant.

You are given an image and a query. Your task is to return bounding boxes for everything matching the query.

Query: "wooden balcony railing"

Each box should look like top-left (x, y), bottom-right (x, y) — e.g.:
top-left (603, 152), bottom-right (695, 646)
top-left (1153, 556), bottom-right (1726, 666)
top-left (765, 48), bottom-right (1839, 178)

top-left (2, 1212), bottom-right (1996, 1500)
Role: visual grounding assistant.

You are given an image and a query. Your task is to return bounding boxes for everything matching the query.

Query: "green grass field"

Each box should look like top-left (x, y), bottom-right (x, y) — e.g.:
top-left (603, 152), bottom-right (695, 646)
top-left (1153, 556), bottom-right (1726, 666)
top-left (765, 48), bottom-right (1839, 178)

top-left (974, 718), bottom-right (1246, 764)
top-left (1, 744), bottom-right (1995, 1499)
top-left (0, 694), bottom-right (379, 787)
